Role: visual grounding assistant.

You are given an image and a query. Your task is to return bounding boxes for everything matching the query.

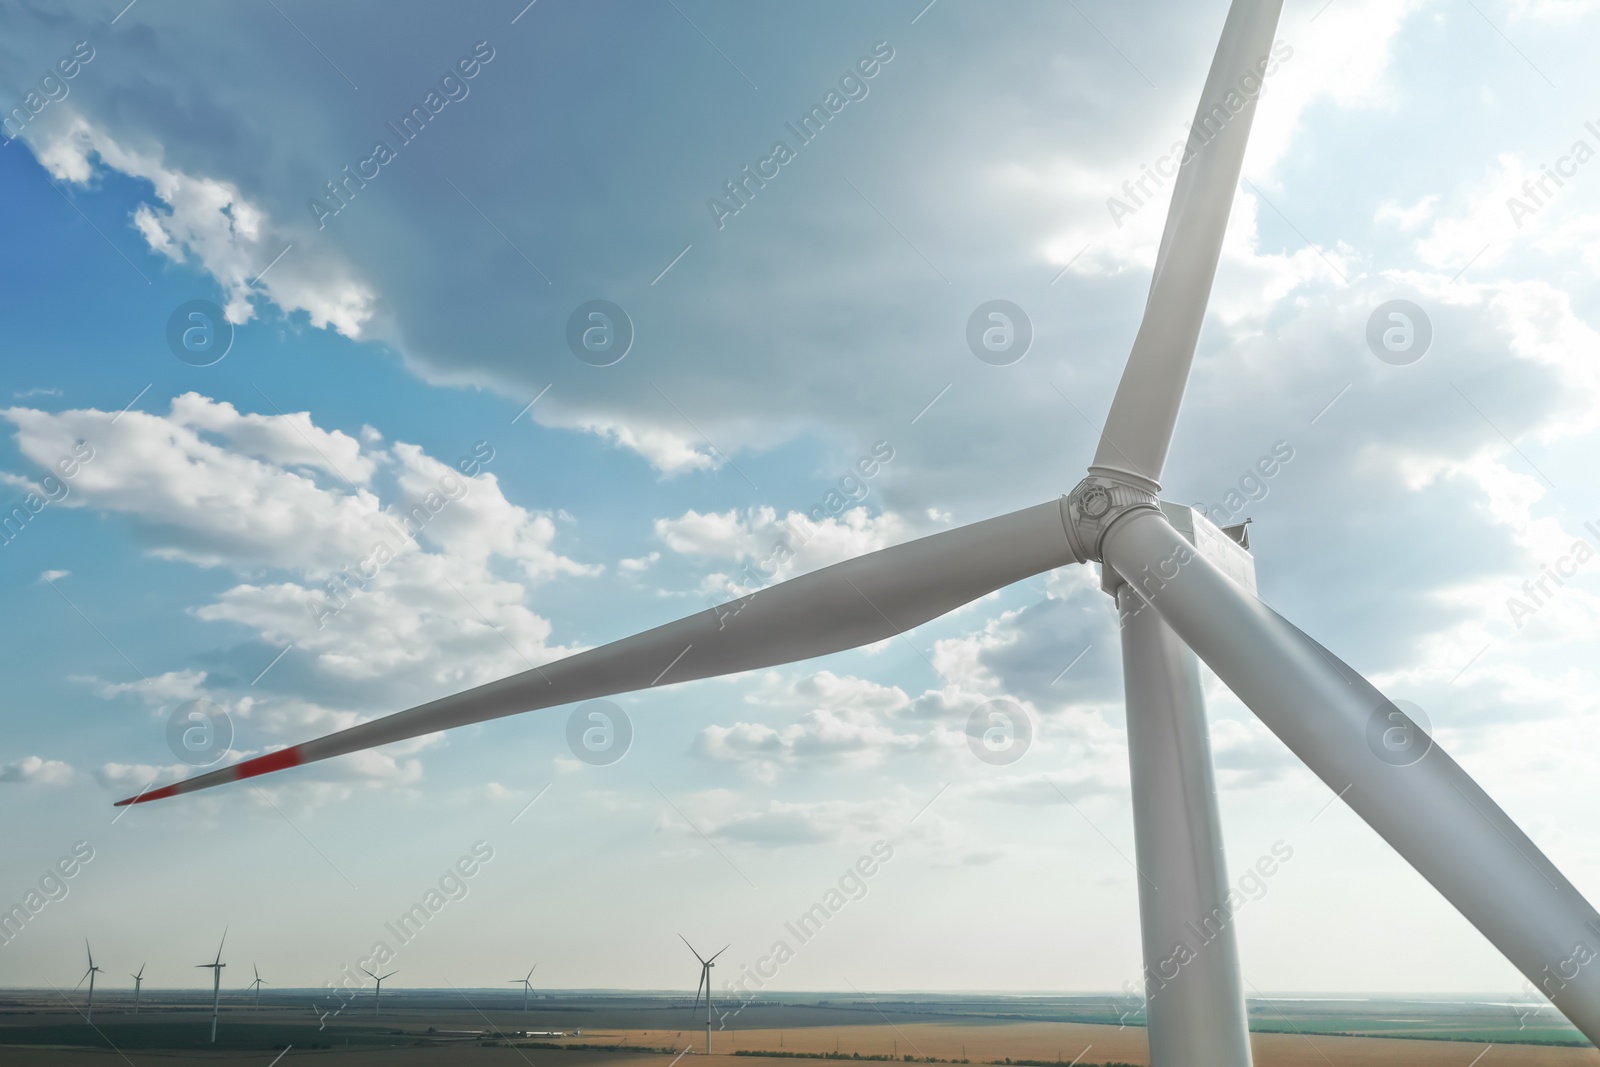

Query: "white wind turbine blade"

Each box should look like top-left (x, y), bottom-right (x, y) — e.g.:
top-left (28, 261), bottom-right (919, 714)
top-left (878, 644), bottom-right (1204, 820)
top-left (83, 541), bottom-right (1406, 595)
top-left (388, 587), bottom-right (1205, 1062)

top-left (1092, 0), bottom-right (1286, 488)
top-left (1102, 508), bottom-right (1600, 1044)
top-left (116, 499), bottom-right (1080, 805)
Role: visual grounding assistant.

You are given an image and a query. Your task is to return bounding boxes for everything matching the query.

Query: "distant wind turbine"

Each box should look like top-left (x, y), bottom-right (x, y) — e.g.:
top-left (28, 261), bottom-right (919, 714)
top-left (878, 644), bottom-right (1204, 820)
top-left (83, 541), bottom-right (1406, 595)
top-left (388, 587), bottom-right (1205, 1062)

top-left (247, 963), bottom-right (267, 1009)
top-left (195, 928), bottom-right (226, 1043)
top-left (361, 967), bottom-right (397, 1016)
top-left (509, 965), bottom-right (537, 1012)
top-left (129, 963), bottom-right (145, 1015)
top-left (680, 936), bottom-right (727, 1054)
top-left (75, 940), bottom-right (102, 1023)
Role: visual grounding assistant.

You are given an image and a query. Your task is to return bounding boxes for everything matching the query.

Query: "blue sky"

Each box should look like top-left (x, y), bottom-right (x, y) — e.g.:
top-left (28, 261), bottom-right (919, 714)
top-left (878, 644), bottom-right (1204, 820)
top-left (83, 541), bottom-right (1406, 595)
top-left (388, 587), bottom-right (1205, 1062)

top-left (3, 0), bottom-right (1600, 1007)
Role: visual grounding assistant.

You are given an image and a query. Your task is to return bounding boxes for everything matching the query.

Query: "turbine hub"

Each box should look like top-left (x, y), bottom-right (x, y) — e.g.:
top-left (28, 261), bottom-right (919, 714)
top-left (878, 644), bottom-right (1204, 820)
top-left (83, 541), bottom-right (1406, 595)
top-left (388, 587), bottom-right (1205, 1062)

top-left (1061, 473), bottom-right (1160, 565)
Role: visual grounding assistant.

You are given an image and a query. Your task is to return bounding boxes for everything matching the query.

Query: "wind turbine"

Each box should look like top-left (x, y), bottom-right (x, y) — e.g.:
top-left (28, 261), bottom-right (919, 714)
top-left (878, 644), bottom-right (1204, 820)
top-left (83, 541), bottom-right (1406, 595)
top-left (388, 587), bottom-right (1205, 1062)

top-left (247, 963), bottom-right (267, 1010)
top-left (130, 963), bottom-right (145, 1015)
top-left (509, 965), bottom-right (536, 1012)
top-left (76, 940), bottom-right (102, 1023)
top-left (111, 0), bottom-right (1600, 1060)
top-left (681, 936), bottom-right (727, 1054)
top-left (196, 929), bottom-right (226, 1043)
top-left (361, 967), bottom-right (397, 1016)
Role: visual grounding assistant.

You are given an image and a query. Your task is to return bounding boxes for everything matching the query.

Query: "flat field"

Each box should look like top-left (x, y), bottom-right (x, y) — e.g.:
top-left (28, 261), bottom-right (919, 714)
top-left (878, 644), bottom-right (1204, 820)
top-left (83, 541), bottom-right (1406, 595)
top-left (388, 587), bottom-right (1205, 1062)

top-left (0, 993), bottom-right (1593, 1066)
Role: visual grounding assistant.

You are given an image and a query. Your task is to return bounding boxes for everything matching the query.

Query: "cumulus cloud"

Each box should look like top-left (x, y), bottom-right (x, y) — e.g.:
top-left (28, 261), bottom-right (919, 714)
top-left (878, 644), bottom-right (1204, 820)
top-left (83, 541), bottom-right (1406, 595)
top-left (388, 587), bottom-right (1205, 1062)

top-left (693, 672), bottom-right (922, 780)
top-left (576, 418), bottom-right (718, 475)
top-left (654, 505), bottom-right (916, 600)
top-left (0, 756), bottom-right (73, 785)
top-left (87, 669), bottom-right (211, 706)
top-left (3, 394), bottom-right (381, 570)
top-left (95, 761), bottom-right (188, 790)
top-left (33, 115), bottom-right (374, 336)
top-left (2, 390), bottom-right (591, 584)
top-left (389, 441), bottom-right (600, 582)
top-left (2, 394), bottom-right (599, 794)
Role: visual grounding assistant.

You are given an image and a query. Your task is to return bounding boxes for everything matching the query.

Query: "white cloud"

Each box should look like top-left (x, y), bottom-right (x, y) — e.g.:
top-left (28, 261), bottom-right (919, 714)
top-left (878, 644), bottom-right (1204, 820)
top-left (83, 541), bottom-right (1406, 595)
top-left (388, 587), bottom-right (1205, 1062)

top-left (1243, 0), bottom-right (1425, 174)
top-left (33, 115), bottom-right (375, 336)
top-left (619, 551), bottom-right (660, 573)
top-left (1413, 153), bottom-right (1535, 270)
top-left (0, 756), bottom-right (73, 785)
top-left (575, 418), bottom-right (716, 474)
top-left (194, 552), bottom-right (578, 693)
top-left (4, 394), bottom-right (600, 790)
top-left (2, 397), bottom-right (595, 667)
top-left (88, 668), bottom-right (210, 705)
top-left (692, 672), bottom-right (919, 781)
top-left (654, 505), bottom-right (915, 594)
top-left (95, 761), bottom-right (188, 790)
top-left (389, 442), bottom-right (599, 582)
top-left (3, 394), bottom-right (383, 571)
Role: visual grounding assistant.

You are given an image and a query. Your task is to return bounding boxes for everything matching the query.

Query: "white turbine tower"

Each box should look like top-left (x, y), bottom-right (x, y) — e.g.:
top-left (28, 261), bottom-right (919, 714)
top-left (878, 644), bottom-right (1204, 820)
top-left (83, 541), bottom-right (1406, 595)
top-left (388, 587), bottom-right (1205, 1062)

top-left (509, 965), bottom-right (536, 1012)
top-left (130, 963), bottom-right (145, 1015)
top-left (247, 963), bottom-right (267, 1010)
top-left (196, 929), bottom-right (226, 1043)
top-left (361, 967), bottom-right (397, 1016)
top-left (681, 936), bottom-right (727, 1054)
top-left (113, 0), bottom-right (1600, 1060)
top-left (76, 940), bottom-right (102, 1023)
